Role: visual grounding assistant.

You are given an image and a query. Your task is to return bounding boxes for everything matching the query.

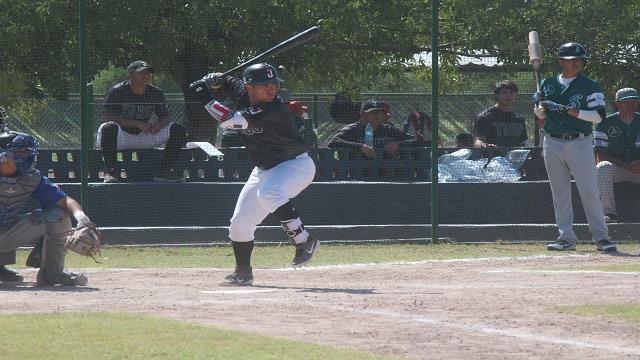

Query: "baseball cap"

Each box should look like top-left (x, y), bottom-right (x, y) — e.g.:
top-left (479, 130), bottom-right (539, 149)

top-left (360, 100), bottom-right (392, 115)
top-left (615, 88), bottom-right (640, 102)
top-left (127, 60), bottom-right (153, 73)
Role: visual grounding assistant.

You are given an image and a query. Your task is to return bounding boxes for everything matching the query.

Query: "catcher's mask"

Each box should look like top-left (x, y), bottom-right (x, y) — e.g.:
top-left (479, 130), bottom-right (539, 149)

top-left (6, 134), bottom-right (39, 173)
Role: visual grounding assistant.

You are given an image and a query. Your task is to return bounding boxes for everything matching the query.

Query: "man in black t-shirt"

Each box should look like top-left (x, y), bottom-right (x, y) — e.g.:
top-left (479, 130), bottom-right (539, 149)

top-left (473, 80), bottom-right (528, 148)
top-left (97, 60), bottom-right (187, 183)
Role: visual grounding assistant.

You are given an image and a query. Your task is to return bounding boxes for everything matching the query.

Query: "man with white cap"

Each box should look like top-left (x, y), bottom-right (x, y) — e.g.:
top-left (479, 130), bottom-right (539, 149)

top-left (594, 87), bottom-right (640, 223)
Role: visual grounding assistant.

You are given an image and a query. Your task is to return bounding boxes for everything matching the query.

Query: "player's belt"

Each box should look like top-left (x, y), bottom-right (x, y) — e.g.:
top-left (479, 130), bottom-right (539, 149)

top-left (548, 133), bottom-right (589, 140)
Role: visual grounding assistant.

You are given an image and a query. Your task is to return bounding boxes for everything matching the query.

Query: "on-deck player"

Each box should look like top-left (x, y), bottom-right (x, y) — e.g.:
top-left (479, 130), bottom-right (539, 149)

top-left (190, 63), bottom-right (319, 286)
top-left (533, 42), bottom-right (617, 252)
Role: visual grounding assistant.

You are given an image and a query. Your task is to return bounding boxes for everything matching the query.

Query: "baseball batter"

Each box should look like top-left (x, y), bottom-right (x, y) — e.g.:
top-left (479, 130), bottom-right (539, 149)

top-left (0, 133), bottom-right (94, 285)
top-left (190, 63), bottom-right (319, 286)
top-left (533, 42), bottom-right (617, 252)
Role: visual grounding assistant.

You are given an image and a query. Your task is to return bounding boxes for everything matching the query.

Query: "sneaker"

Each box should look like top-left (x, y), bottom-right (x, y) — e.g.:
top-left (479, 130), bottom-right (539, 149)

top-left (153, 169), bottom-right (186, 183)
top-left (547, 240), bottom-right (576, 251)
top-left (0, 265), bottom-right (23, 282)
top-left (596, 239), bottom-right (618, 253)
top-left (292, 236), bottom-right (320, 267)
top-left (103, 172), bottom-right (119, 183)
top-left (219, 267), bottom-right (253, 286)
top-left (604, 213), bottom-right (618, 223)
top-left (37, 269), bottom-right (88, 286)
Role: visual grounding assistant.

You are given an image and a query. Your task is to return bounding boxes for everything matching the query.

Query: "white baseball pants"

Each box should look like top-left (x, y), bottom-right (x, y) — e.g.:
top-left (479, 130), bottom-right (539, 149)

top-left (229, 153), bottom-right (316, 242)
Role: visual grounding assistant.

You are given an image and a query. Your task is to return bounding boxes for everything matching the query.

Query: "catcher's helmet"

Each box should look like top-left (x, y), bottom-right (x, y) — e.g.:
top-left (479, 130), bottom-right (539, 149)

top-left (556, 42), bottom-right (588, 59)
top-left (243, 63), bottom-right (283, 85)
top-left (5, 133), bottom-right (39, 173)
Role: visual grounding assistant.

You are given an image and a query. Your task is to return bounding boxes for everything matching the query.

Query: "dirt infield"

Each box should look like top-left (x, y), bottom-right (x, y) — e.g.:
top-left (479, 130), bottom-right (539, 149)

top-left (1, 253), bottom-right (640, 359)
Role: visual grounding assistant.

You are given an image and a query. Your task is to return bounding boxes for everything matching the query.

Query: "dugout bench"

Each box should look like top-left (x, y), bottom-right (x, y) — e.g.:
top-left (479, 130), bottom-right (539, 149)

top-left (34, 147), bottom-right (548, 183)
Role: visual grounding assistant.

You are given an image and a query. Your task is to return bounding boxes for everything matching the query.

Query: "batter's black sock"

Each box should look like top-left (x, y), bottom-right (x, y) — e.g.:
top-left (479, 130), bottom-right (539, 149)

top-left (232, 241), bottom-right (254, 268)
top-left (100, 122), bottom-right (119, 173)
top-left (161, 123), bottom-right (187, 170)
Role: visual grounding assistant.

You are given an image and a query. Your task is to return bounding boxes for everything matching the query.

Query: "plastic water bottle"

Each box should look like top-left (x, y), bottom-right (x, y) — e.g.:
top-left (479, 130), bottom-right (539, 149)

top-left (364, 123), bottom-right (374, 147)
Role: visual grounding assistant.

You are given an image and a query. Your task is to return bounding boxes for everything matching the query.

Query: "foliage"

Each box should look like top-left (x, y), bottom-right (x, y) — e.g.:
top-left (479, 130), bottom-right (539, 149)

top-left (0, 0), bottom-right (638, 100)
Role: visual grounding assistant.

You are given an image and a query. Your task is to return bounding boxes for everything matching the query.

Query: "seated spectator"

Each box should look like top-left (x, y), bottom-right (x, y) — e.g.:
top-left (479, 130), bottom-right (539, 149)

top-left (404, 110), bottom-right (432, 146)
top-left (327, 99), bottom-right (418, 158)
top-left (97, 60), bottom-right (187, 183)
top-left (473, 80), bottom-right (527, 148)
top-left (456, 133), bottom-right (473, 148)
top-left (328, 92), bottom-right (361, 125)
top-left (595, 87), bottom-right (640, 223)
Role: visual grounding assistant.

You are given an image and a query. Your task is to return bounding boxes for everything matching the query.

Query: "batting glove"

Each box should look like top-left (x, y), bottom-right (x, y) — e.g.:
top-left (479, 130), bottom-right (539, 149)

top-left (531, 91), bottom-right (543, 104)
top-left (540, 100), bottom-right (570, 113)
top-left (203, 72), bottom-right (224, 89)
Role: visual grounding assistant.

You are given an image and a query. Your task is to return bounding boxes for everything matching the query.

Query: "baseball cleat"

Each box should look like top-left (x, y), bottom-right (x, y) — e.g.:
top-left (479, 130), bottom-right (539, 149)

top-left (604, 213), bottom-right (618, 223)
top-left (219, 267), bottom-right (253, 286)
top-left (292, 236), bottom-right (320, 267)
top-left (546, 240), bottom-right (576, 251)
top-left (0, 265), bottom-right (24, 283)
top-left (595, 239), bottom-right (618, 253)
top-left (103, 172), bottom-right (119, 183)
top-left (36, 269), bottom-right (88, 286)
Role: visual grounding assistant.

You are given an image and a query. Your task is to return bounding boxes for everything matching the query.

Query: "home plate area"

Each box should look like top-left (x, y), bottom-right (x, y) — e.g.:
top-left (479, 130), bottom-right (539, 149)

top-left (1, 255), bottom-right (639, 360)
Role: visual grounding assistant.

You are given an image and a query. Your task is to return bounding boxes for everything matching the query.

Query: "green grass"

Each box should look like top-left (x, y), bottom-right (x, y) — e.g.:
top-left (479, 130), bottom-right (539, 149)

top-left (557, 304), bottom-right (640, 323)
top-left (15, 242), bottom-right (640, 269)
top-left (0, 313), bottom-right (393, 360)
top-left (578, 263), bottom-right (640, 272)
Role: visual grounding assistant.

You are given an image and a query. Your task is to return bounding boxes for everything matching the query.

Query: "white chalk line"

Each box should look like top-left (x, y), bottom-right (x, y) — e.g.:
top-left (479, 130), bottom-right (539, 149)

top-left (321, 305), bottom-right (640, 355)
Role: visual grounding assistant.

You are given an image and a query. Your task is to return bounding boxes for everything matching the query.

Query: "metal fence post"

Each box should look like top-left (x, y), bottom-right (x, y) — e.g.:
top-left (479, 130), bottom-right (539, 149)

top-left (431, 0), bottom-right (440, 244)
top-left (79, 0), bottom-right (89, 208)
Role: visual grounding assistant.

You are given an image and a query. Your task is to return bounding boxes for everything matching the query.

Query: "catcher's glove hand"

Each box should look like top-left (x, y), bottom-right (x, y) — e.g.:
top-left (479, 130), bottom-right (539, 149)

top-left (65, 224), bottom-right (104, 262)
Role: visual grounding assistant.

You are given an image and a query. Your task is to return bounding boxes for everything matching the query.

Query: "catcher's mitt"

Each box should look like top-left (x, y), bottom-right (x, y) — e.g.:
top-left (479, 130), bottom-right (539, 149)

top-left (65, 224), bottom-right (103, 262)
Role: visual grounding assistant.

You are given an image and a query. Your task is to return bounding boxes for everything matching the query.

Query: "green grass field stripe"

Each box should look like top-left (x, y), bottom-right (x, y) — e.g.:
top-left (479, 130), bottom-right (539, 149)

top-left (13, 243), bottom-right (640, 269)
top-left (0, 312), bottom-right (393, 360)
top-left (557, 304), bottom-right (640, 323)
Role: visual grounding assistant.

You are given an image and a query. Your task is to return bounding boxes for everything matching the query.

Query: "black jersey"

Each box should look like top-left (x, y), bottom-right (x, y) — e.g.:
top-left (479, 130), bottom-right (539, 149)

top-left (102, 81), bottom-right (170, 135)
top-left (327, 122), bottom-right (415, 149)
top-left (473, 106), bottom-right (527, 147)
top-left (222, 77), bottom-right (307, 170)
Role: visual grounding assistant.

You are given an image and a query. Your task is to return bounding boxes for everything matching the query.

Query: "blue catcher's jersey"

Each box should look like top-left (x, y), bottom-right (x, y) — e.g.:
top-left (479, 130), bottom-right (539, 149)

top-left (0, 169), bottom-right (67, 227)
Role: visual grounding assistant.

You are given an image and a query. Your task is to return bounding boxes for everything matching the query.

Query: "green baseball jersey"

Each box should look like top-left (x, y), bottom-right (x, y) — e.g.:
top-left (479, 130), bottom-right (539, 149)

top-left (541, 74), bottom-right (605, 135)
top-left (594, 112), bottom-right (640, 161)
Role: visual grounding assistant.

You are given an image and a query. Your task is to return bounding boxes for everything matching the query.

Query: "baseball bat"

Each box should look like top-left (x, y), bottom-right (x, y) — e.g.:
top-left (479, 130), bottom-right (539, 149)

top-left (527, 31), bottom-right (543, 95)
top-left (221, 26), bottom-right (321, 77)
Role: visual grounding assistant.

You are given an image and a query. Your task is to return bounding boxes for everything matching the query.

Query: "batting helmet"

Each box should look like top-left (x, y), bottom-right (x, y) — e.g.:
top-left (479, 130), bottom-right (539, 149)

top-left (243, 64), bottom-right (283, 85)
top-left (5, 133), bottom-right (39, 173)
top-left (556, 42), bottom-right (588, 59)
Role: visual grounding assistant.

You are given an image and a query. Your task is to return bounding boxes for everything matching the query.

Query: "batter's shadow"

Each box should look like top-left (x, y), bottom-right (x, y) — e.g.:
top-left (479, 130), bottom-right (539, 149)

top-left (0, 282), bottom-right (99, 292)
top-left (253, 284), bottom-right (378, 295)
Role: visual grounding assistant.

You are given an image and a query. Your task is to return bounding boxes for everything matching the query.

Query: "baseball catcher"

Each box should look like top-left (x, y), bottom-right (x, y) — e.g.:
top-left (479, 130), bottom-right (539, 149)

top-left (0, 132), bottom-right (101, 285)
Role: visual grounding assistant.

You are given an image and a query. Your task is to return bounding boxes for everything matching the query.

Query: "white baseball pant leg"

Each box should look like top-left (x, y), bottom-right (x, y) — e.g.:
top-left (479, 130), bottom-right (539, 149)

top-left (596, 161), bottom-right (640, 216)
top-left (96, 122), bottom-right (173, 150)
top-left (229, 153), bottom-right (316, 242)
